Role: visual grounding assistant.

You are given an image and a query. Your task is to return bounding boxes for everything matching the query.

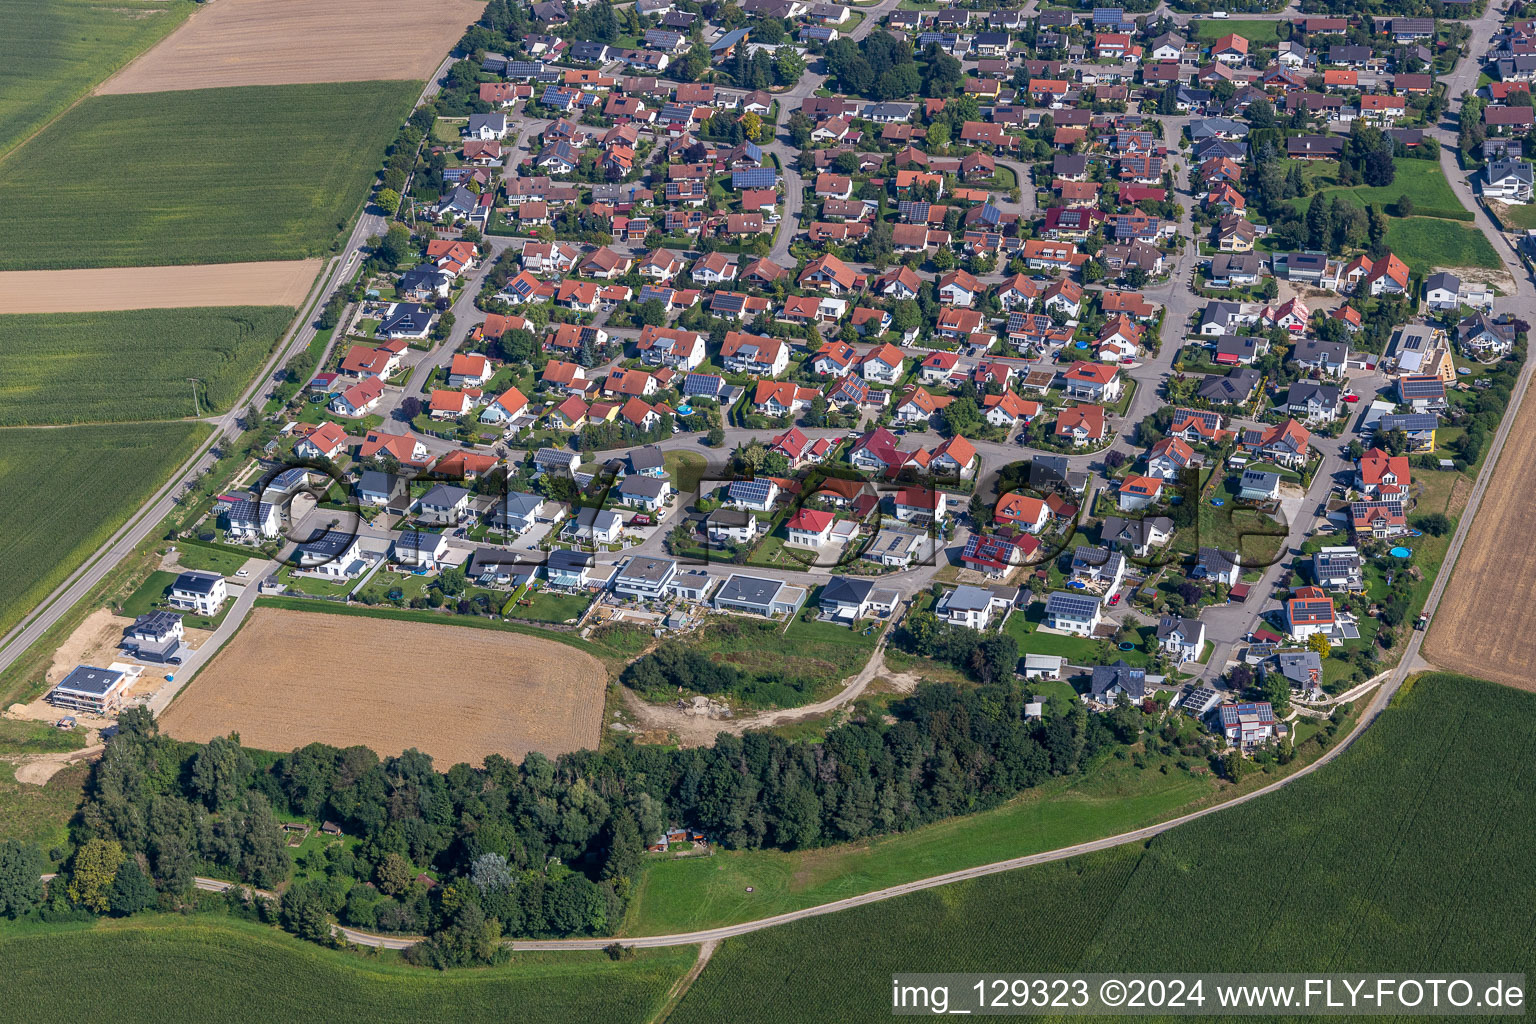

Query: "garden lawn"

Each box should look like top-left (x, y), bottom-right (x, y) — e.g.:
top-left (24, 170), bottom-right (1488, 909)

top-left (1192, 20), bottom-right (1281, 44)
top-left (1385, 217), bottom-right (1502, 275)
top-left (0, 307), bottom-right (294, 425)
top-left (507, 585), bottom-right (593, 623)
top-left (171, 541), bottom-right (255, 576)
top-left (1289, 157), bottom-right (1470, 221)
top-left (0, 0), bottom-right (194, 160)
top-left (0, 916), bottom-right (695, 1024)
top-left (0, 421), bottom-right (209, 637)
top-left (0, 81), bottom-right (419, 270)
top-left (1495, 201), bottom-right (1536, 231)
top-left (624, 752), bottom-right (1212, 937)
top-left (672, 674), bottom-right (1536, 1023)
top-left (1002, 604), bottom-right (1151, 667)
top-left (119, 570), bottom-right (180, 618)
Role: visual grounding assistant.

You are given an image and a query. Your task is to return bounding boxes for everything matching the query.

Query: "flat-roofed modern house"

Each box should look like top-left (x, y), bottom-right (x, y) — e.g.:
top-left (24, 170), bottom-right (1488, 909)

top-left (611, 556), bottom-right (677, 599)
top-left (712, 574), bottom-right (809, 617)
top-left (48, 665), bottom-right (132, 715)
top-left (168, 571), bottom-right (227, 616)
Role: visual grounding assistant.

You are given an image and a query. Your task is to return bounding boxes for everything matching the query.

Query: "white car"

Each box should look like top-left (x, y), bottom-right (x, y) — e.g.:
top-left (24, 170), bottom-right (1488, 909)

top-left (235, 569), bottom-right (250, 578)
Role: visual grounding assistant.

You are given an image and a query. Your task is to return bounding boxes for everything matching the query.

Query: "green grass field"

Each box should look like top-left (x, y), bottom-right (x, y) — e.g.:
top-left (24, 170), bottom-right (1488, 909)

top-left (0, 0), bottom-right (194, 160)
top-left (1385, 216), bottom-right (1502, 274)
top-left (1192, 20), bottom-right (1281, 44)
top-left (1495, 201), bottom-right (1536, 230)
top-left (671, 674), bottom-right (1536, 1022)
top-left (1289, 158), bottom-right (1470, 221)
top-left (0, 917), bottom-right (696, 1024)
top-left (622, 754), bottom-right (1212, 936)
top-left (0, 421), bottom-right (209, 637)
top-left (0, 307), bottom-right (294, 425)
top-left (0, 81), bottom-right (418, 270)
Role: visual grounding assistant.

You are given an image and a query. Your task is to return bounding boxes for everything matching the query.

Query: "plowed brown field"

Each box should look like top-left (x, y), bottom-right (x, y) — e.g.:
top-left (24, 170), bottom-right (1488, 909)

top-left (1425, 379), bottom-right (1536, 692)
top-left (0, 261), bottom-right (319, 314)
top-left (97, 0), bottom-right (485, 94)
top-left (160, 608), bottom-right (607, 765)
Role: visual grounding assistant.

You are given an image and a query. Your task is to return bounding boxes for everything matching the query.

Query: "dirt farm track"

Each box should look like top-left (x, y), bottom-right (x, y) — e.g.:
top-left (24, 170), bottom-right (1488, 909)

top-left (97, 0), bottom-right (487, 95)
top-left (0, 261), bottom-right (320, 314)
top-left (160, 609), bottom-right (608, 766)
top-left (1425, 377), bottom-right (1536, 692)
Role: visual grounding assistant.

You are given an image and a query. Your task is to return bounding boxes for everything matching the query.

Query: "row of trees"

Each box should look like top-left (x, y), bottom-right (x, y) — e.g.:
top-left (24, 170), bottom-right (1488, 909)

top-left (51, 664), bottom-right (1140, 954)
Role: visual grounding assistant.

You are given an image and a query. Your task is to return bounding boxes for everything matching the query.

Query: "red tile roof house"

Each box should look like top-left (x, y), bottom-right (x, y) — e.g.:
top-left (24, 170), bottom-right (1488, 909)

top-left (330, 377), bottom-right (385, 418)
top-left (785, 508), bottom-right (837, 547)
top-left (926, 435), bottom-right (979, 479)
top-left (848, 427), bottom-right (911, 475)
top-left (893, 387), bottom-right (952, 426)
top-left (1356, 447), bottom-right (1411, 496)
top-left (994, 492), bottom-right (1051, 532)
top-left (1350, 497), bottom-right (1408, 538)
top-left (1055, 404), bottom-right (1107, 445)
top-left (1062, 361), bottom-right (1123, 402)
top-left (962, 528), bottom-right (1042, 576)
top-left (1240, 419), bottom-right (1312, 469)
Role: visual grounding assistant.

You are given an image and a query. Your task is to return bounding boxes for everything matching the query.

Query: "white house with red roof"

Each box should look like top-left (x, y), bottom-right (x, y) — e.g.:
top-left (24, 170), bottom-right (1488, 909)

top-left (811, 341), bottom-right (858, 376)
top-left (448, 353), bottom-right (492, 388)
top-left (785, 508), bottom-right (837, 547)
top-left (1118, 475), bottom-right (1164, 511)
top-left (1261, 296), bottom-right (1310, 333)
top-left (859, 343), bottom-right (906, 384)
top-left (480, 386), bottom-right (529, 425)
top-left (1055, 404), bottom-right (1107, 445)
top-left (330, 377), bottom-right (385, 418)
top-left (994, 492), bottom-right (1050, 532)
top-left (927, 435), bottom-right (979, 478)
top-left (430, 388), bottom-right (476, 419)
top-left (894, 387), bottom-right (951, 426)
top-left (753, 381), bottom-right (819, 417)
top-left (636, 326), bottom-right (706, 371)
top-left (1062, 361), bottom-right (1123, 401)
top-left (848, 427), bottom-right (910, 474)
top-left (937, 269), bottom-right (981, 306)
top-left (293, 421), bottom-right (348, 460)
top-left (721, 332), bottom-right (789, 377)
top-left (918, 351), bottom-right (962, 385)
top-left (1356, 447), bottom-right (1410, 496)
top-left (982, 390), bottom-right (1041, 429)
top-left (1145, 436), bottom-right (1199, 481)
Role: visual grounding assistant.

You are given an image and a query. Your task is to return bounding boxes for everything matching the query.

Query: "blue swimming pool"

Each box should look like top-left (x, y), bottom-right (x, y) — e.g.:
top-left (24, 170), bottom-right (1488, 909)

top-left (1389, 546), bottom-right (1411, 558)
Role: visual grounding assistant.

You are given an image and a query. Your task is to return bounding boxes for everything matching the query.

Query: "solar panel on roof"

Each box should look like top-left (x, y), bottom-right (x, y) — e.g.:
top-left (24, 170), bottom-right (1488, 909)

top-left (976, 203), bottom-right (1002, 226)
top-left (731, 168), bottom-right (776, 189)
top-left (638, 285), bottom-right (673, 303)
top-left (728, 479), bottom-right (775, 504)
top-left (712, 293), bottom-right (745, 312)
top-left (684, 373), bottom-right (723, 397)
top-left (1046, 592), bottom-right (1100, 617)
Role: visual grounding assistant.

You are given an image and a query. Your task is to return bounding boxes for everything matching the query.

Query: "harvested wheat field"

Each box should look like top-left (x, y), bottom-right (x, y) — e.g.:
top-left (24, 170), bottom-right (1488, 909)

top-left (0, 261), bottom-right (320, 314)
top-left (98, 0), bottom-right (484, 94)
top-left (1425, 382), bottom-right (1536, 692)
top-left (161, 608), bottom-right (607, 765)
